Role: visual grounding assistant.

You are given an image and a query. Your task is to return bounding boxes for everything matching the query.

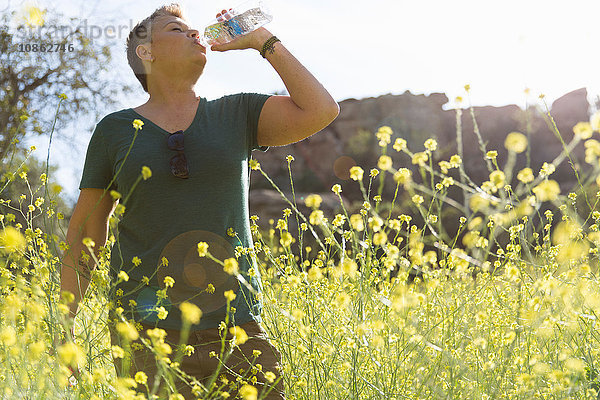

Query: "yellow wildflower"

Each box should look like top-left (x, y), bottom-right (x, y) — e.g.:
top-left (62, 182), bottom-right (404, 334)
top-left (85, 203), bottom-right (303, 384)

top-left (573, 121), bottom-right (593, 139)
top-left (116, 322), bottom-right (139, 341)
top-left (368, 216), bottom-right (383, 232)
top-left (163, 276), bottom-right (175, 288)
top-left (540, 162), bottom-right (555, 177)
top-left (393, 138), bottom-right (407, 152)
top-left (462, 231), bottom-right (479, 248)
top-left (280, 231), bottom-right (293, 247)
top-left (249, 159), bottom-right (260, 170)
top-left (223, 258), bottom-right (239, 275)
top-left (393, 168), bottom-right (411, 185)
top-left (489, 170), bottom-right (505, 189)
top-left (373, 231), bottom-right (387, 246)
top-left (333, 292), bottom-right (351, 308)
top-left (486, 150), bottom-right (498, 160)
top-left (0, 227), bottom-right (26, 253)
top-left (553, 220), bottom-right (581, 245)
top-left (197, 242), bottom-right (209, 257)
top-left (141, 166), bottom-right (152, 180)
top-left (332, 214), bottom-right (345, 227)
top-left (132, 119), bottom-right (144, 130)
top-left (134, 371), bottom-right (147, 385)
top-left (376, 126), bottom-right (392, 147)
top-left (564, 358), bottom-right (586, 374)
top-left (146, 328), bottom-right (167, 343)
top-left (503, 330), bottom-right (517, 344)
top-left (504, 132), bottom-right (528, 153)
top-left (224, 290), bottom-right (237, 302)
top-left (264, 371), bottom-right (276, 383)
top-left (469, 194), bottom-right (489, 212)
top-left (585, 139), bottom-right (600, 163)
top-left (377, 155), bottom-right (393, 171)
top-left (533, 180), bottom-right (560, 202)
top-left (349, 166), bottom-right (364, 181)
top-left (532, 362), bottom-right (551, 375)
top-left (558, 239), bottom-right (589, 263)
top-left (309, 210), bottom-right (324, 225)
top-left (117, 270), bottom-right (129, 282)
top-left (441, 177), bottom-right (454, 187)
top-left (185, 345), bottom-right (195, 356)
top-left (239, 384), bottom-right (258, 400)
top-left (449, 155), bottom-right (462, 167)
top-left (439, 161), bottom-right (451, 174)
top-left (350, 214), bottom-right (364, 231)
top-left (412, 152), bottom-right (428, 166)
top-left (305, 194), bottom-right (322, 208)
top-left (517, 168), bottom-right (534, 184)
top-left (424, 138), bottom-right (437, 152)
top-left (58, 342), bottom-right (85, 366)
top-left (340, 258), bottom-right (358, 278)
top-left (156, 307), bottom-right (168, 320)
top-left (0, 327), bottom-right (16, 346)
top-left (505, 264), bottom-right (519, 281)
top-left (29, 341), bottom-right (45, 358)
top-left (229, 326), bottom-right (249, 345)
top-left (180, 302), bottom-right (202, 325)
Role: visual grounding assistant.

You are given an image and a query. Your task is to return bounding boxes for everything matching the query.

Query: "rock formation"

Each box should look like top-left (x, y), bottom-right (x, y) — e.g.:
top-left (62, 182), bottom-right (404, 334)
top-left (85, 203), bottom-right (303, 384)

top-left (249, 88), bottom-right (593, 224)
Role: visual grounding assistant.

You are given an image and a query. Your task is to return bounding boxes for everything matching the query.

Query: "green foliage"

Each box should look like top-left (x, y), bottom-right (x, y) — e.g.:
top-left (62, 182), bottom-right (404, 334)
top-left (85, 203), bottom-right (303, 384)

top-left (0, 7), bottom-right (133, 162)
top-left (0, 147), bottom-right (70, 235)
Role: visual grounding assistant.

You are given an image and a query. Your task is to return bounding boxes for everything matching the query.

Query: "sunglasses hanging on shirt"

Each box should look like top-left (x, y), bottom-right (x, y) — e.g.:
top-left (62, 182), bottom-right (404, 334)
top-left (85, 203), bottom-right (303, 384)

top-left (167, 130), bottom-right (189, 179)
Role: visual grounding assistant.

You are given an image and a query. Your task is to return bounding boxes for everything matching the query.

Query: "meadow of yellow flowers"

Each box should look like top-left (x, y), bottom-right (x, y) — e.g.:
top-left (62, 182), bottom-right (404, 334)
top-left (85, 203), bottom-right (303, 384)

top-left (1, 91), bottom-right (600, 399)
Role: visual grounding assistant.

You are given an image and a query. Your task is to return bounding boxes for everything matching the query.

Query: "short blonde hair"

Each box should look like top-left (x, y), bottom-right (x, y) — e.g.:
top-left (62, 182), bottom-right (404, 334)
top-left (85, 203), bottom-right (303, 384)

top-left (126, 4), bottom-right (185, 93)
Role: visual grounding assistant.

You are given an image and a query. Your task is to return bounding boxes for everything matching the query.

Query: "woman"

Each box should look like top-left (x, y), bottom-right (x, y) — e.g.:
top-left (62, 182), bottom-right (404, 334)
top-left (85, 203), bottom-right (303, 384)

top-left (61, 3), bottom-right (338, 399)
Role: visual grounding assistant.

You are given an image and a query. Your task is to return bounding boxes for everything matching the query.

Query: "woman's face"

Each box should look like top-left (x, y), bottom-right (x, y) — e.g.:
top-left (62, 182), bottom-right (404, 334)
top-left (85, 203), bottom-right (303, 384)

top-left (146, 15), bottom-right (207, 75)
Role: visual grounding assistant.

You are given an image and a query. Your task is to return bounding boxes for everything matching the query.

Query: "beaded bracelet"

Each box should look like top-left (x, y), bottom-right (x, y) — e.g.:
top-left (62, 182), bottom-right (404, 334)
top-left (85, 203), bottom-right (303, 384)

top-left (260, 36), bottom-right (280, 58)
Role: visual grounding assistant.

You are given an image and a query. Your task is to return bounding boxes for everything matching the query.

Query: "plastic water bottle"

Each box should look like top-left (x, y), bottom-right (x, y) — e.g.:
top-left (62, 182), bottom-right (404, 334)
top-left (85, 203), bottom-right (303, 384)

top-left (202, 0), bottom-right (273, 46)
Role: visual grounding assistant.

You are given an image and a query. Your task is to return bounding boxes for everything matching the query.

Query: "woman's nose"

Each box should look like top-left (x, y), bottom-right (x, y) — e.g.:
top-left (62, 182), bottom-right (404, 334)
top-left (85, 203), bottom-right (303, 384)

top-left (188, 29), bottom-right (200, 39)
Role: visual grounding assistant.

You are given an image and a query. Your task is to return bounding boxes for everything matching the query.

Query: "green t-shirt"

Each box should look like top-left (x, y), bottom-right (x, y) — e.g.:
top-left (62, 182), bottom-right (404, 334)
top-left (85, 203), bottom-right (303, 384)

top-left (79, 93), bottom-right (271, 331)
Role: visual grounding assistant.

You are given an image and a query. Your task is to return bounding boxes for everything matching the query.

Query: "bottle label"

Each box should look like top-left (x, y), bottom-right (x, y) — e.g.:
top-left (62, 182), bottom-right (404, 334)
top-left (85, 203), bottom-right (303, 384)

top-left (203, 4), bottom-right (272, 46)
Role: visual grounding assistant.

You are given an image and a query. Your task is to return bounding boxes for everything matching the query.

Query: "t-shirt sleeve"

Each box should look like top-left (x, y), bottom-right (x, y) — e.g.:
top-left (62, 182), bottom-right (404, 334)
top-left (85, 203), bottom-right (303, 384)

top-left (243, 92), bottom-right (272, 152)
top-left (79, 122), bottom-right (115, 190)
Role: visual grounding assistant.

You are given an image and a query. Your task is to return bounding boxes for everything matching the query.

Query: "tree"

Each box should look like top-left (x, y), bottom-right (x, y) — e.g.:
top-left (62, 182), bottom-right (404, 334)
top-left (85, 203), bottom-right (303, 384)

top-left (0, 6), bottom-right (134, 161)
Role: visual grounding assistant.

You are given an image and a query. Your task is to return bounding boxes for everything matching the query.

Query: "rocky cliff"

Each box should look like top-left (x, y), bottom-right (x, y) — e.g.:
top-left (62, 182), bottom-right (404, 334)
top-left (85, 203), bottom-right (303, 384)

top-left (249, 88), bottom-right (593, 223)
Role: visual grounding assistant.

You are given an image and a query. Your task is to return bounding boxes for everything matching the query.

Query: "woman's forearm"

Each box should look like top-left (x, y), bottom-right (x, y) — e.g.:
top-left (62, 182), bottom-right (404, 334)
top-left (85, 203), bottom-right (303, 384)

top-left (255, 30), bottom-right (339, 118)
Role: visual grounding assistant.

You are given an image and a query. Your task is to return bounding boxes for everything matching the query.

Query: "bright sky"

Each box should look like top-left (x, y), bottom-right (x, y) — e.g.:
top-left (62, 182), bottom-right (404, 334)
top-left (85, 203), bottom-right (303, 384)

top-left (7, 0), bottom-right (600, 203)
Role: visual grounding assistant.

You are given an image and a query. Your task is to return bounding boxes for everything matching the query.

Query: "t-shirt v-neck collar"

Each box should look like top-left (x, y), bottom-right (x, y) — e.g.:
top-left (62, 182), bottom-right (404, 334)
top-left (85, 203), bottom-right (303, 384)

top-left (128, 98), bottom-right (204, 135)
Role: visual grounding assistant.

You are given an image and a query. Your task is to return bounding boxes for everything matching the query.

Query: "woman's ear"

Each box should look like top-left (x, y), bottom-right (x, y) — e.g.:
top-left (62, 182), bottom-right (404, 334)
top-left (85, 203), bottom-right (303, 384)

top-left (136, 43), bottom-right (153, 63)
